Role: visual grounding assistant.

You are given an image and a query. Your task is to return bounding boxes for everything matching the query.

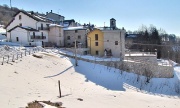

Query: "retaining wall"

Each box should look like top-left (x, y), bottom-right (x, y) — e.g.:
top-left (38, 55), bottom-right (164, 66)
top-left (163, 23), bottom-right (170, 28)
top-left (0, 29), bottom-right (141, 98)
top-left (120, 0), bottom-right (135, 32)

top-left (59, 52), bottom-right (174, 78)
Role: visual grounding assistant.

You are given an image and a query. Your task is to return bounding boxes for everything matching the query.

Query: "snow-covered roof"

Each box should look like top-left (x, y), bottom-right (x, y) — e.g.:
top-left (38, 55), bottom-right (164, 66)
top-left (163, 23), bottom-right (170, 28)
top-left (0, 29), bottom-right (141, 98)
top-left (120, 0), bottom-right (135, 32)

top-left (49, 24), bottom-right (63, 27)
top-left (63, 26), bottom-right (86, 30)
top-left (0, 27), bottom-right (6, 34)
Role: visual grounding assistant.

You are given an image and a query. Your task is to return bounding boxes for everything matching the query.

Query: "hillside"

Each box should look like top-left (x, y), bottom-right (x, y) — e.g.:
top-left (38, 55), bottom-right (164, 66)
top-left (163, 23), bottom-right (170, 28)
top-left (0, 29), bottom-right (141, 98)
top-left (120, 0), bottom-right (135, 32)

top-left (0, 46), bottom-right (180, 108)
top-left (0, 4), bottom-right (19, 26)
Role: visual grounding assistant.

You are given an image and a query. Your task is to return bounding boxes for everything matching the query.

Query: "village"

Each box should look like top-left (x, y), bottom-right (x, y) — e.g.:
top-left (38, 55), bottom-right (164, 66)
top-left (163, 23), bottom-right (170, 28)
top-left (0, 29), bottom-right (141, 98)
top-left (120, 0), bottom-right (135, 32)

top-left (0, 3), bottom-right (180, 108)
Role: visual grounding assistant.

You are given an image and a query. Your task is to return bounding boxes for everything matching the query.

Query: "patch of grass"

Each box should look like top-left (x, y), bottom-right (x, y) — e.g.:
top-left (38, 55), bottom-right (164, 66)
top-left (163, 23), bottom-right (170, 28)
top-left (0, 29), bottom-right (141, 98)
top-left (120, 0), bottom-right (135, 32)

top-left (26, 100), bottom-right (64, 108)
top-left (26, 101), bottom-right (43, 108)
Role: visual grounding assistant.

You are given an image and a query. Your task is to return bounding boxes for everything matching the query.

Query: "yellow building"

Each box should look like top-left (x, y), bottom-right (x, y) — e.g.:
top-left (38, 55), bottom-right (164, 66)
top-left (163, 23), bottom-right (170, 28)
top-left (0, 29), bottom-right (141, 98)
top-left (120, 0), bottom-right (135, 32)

top-left (87, 29), bottom-right (104, 56)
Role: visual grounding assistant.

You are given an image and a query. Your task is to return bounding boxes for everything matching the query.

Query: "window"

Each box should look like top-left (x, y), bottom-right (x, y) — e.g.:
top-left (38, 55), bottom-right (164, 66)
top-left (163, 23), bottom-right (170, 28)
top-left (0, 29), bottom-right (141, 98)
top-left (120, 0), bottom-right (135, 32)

top-left (16, 37), bottom-right (19, 42)
top-left (33, 32), bottom-right (35, 38)
top-left (78, 35), bottom-right (81, 39)
top-left (107, 40), bottom-right (109, 42)
top-left (115, 41), bottom-right (118, 45)
top-left (95, 34), bottom-right (98, 40)
top-left (96, 51), bottom-right (99, 55)
top-left (41, 32), bottom-right (43, 36)
top-left (75, 30), bottom-right (78, 33)
top-left (59, 33), bottom-right (61, 37)
top-left (41, 23), bottom-right (43, 30)
top-left (68, 43), bottom-right (71, 46)
top-left (19, 23), bottom-right (22, 26)
top-left (19, 15), bottom-right (21, 20)
top-left (95, 42), bottom-right (98, 46)
top-left (67, 36), bottom-right (70, 40)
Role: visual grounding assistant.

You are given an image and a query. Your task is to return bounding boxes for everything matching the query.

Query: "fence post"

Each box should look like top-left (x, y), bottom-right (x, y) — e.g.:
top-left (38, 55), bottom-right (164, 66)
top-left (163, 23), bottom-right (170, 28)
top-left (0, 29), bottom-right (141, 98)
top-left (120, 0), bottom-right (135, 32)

top-left (25, 51), bottom-right (26, 56)
top-left (58, 80), bottom-right (61, 98)
top-left (21, 52), bottom-right (22, 58)
top-left (17, 54), bottom-right (18, 60)
top-left (29, 50), bottom-right (30, 55)
top-left (12, 55), bottom-right (14, 62)
top-left (7, 56), bottom-right (9, 63)
top-left (2, 57), bottom-right (4, 65)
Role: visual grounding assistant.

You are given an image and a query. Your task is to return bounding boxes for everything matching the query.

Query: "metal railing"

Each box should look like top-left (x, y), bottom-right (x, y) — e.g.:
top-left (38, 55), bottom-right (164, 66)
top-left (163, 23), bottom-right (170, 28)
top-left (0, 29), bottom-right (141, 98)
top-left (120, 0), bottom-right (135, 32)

top-left (38, 27), bottom-right (49, 30)
top-left (31, 36), bottom-right (46, 39)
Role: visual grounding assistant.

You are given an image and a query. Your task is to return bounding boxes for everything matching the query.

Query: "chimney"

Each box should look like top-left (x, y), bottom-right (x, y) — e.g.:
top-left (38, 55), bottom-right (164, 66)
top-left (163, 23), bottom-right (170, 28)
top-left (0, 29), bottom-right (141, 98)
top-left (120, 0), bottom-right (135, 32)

top-left (46, 12), bottom-right (48, 15)
top-left (51, 10), bottom-right (52, 13)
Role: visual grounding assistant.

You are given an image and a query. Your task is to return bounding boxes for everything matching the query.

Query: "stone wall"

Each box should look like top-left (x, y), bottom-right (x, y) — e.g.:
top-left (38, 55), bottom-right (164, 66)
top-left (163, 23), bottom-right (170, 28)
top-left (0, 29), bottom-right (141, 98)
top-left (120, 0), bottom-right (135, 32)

top-left (59, 52), bottom-right (174, 78)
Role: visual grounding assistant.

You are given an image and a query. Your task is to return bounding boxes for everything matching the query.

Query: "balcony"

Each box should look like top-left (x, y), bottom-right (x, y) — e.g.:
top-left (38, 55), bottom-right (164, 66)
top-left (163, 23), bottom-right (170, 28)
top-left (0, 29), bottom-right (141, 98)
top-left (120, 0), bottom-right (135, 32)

top-left (31, 35), bottom-right (46, 39)
top-left (38, 27), bottom-right (49, 30)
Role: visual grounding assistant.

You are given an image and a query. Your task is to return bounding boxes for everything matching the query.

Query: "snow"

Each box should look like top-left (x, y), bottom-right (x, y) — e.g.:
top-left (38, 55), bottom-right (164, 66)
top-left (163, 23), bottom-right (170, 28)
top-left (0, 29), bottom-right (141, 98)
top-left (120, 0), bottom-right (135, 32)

top-left (0, 47), bottom-right (180, 108)
top-left (49, 24), bottom-right (63, 27)
top-left (125, 53), bottom-right (156, 56)
top-left (0, 27), bottom-right (6, 34)
top-left (39, 102), bottom-right (56, 108)
top-left (63, 26), bottom-right (85, 30)
top-left (0, 42), bottom-right (21, 46)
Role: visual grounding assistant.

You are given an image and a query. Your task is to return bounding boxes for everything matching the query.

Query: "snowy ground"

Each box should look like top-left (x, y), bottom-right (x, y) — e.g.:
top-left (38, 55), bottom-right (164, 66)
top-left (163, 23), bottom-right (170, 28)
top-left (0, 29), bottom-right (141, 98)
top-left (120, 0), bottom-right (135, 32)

top-left (0, 47), bottom-right (180, 108)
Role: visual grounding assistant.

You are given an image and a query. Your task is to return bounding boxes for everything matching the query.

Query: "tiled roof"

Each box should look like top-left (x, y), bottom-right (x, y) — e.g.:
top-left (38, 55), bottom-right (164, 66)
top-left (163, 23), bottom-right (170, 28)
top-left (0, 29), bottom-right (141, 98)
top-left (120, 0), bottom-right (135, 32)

top-left (7, 26), bottom-right (38, 32)
top-left (5, 11), bottom-right (53, 29)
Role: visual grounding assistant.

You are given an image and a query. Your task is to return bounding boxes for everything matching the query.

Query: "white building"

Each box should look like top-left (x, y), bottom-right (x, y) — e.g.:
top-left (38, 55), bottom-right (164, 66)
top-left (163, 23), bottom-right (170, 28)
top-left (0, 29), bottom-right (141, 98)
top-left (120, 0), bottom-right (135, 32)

top-left (5, 11), bottom-right (54, 46)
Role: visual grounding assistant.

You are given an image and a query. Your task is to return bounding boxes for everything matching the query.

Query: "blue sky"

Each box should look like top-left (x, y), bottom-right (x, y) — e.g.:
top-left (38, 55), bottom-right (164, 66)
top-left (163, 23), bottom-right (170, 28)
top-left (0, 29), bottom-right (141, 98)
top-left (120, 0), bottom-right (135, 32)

top-left (1, 0), bottom-right (180, 36)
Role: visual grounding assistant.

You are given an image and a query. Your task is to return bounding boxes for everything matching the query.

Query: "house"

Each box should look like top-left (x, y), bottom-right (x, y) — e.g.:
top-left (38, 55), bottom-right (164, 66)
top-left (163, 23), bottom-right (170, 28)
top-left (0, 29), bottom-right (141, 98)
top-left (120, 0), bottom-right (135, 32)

top-left (87, 18), bottom-right (126, 58)
top-left (64, 26), bottom-right (88, 48)
top-left (48, 24), bottom-right (64, 47)
top-left (87, 29), bottom-right (104, 56)
top-left (61, 19), bottom-right (79, 27)
top-left (46, 10), bottom-right (65, 24)
top-left (5, 11), bottom-right (54, 46)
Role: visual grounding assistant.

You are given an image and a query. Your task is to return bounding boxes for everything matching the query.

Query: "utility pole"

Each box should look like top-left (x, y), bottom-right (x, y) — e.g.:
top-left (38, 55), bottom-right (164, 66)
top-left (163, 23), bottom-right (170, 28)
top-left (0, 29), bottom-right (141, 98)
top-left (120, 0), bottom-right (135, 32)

top-left (10, 0), bottom-right (12, 9)
top-left (75, 35), bottom-right (78, 66)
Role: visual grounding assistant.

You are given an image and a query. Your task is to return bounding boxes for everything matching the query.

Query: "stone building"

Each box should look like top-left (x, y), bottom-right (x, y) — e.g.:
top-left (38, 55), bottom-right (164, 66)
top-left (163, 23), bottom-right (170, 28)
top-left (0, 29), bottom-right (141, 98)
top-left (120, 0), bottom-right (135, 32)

top-left (64, 26), bottom-right (87, 48)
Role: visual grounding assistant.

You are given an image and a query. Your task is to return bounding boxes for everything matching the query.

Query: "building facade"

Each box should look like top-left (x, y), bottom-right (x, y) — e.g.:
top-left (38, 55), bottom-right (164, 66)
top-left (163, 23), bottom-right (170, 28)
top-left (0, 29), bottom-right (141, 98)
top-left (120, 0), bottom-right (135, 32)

top-left (87, 18), bottom-right (126, 58)
top-left (48, 24), bottom-right (64, 47)
top-left (87, 29), bottom-right (104, 56)
top-left (103, 29), bottom-right (125, 58)
top-left (5, 11), bottom-right (54, 46)
top-left (64, 27), bottom-right (87, 48)
top-left (46, 10), bottom-right (65, 24)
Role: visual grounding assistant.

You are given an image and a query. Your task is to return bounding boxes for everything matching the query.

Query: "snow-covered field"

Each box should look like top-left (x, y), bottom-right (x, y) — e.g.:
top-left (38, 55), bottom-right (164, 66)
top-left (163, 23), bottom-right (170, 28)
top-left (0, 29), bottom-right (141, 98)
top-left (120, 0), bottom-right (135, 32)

top-left (0, 46), bottom-right (180, 108)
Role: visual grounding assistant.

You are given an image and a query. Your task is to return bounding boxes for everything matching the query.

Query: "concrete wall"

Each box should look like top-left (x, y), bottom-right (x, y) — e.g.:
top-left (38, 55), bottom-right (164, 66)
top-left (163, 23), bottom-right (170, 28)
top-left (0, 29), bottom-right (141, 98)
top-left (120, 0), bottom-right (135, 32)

top-left (123, 60), bottom-right (173, 78)
top-left (59, 52), bottom-right (173, 78)
top-left (10, 27), bottom-right (28, 45)
top-left (64, 29), bottom-right (87, 48)
top-left (49, 26), bottom-right (64, 47)
top-left (65, 48), bottom-right (90, 55)
top-left (125, 56), bottom-right (157, 63)
top-left (103, 30), bottom-right (125, 58)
